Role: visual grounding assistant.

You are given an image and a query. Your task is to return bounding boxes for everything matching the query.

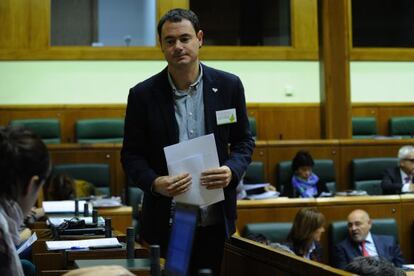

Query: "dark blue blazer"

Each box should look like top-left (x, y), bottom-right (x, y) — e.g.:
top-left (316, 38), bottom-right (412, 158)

top-left (381, 166), bottom-right (404, 195)
top-left (332, 234), bottom-right (404, 269)
top-left (121, 64), bottom-right (254, 253)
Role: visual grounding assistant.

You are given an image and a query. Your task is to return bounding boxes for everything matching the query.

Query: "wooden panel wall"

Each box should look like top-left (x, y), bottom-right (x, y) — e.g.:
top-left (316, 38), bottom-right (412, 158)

top-left (1, 103), bottom-right (414, 142)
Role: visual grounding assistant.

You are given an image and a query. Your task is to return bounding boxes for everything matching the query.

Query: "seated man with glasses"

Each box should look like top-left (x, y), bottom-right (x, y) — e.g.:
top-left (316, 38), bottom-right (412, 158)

top-left (381, 145), bottom-right (414, 194)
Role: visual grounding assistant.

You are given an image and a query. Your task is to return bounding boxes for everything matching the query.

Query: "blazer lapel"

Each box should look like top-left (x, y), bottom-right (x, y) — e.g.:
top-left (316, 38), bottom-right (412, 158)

top-left (372, 235), bottom-right (386, 258)
top-left (202, 65), bottom-right (219, 134)
top-left (153, 69), bottom-right (178, 144)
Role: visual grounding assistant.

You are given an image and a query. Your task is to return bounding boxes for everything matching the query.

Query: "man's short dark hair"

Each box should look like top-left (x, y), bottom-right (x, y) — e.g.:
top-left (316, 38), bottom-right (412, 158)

top-left (157, 8), bottom-right (200, 39)
top-left (345, 257), bottom-right (406, 276)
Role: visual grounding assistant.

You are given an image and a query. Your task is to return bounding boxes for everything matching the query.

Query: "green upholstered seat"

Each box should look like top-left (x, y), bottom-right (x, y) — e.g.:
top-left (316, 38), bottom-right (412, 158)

top-left (9, 118), bottom-right (61, 144)
top-left (127, 186), bottom-right (143, 238)
top-left (52, 163), bottom-right (111, 196)
top-left (351, 157), bottom-right (398, 194)
top-left (352, 117), bottom-right (377, 139)
top-left (276, 159), bottom-right (336, 194)
top-left (329, 218), bottom-right (399, 264)
top-left (243, 222), bottom-right (292, 243)
top-left (389, 117), bottom-right (414, 138)
top-left (248, 116), bottom-right (257, 139)
top-left (354, 180), bottom-right (383, 195)
top-left (75, 118), bottom-right (124, 144)
top-left (243, 161), bottom-right (265, 184)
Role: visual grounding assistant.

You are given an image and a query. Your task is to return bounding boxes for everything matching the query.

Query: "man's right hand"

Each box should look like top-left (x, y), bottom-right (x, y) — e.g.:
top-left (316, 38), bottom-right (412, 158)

top-left (152, 173), bottom-right (192, 197)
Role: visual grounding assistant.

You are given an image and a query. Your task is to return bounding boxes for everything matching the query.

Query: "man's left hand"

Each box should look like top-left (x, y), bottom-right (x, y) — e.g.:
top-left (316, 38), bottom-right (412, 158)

top-left (200, 166), bottom-right (232, 189)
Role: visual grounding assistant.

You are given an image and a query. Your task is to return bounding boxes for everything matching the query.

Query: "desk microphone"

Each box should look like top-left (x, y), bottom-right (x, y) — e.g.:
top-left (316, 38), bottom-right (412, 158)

top-left (150, 245), bottom-right (160, 276)
top-left (126, 227), bottom-right (135, 259)
top-left (105, 218), bottom-right (112, 238)
top-left (83, 202), bottom-right (89, 217)
top-left (74, 199), bottom-right (79, 217)
top-left (92, 210), bottom-right (98, 224)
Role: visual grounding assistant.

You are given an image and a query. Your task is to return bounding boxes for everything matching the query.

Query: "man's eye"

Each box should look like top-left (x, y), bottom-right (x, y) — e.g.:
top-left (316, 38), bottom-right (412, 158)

top-left (180, 37), bottom-right (190, 43)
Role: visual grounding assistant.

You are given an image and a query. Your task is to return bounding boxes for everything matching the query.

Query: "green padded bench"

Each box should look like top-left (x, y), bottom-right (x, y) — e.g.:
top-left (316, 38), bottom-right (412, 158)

top-left (76, 118), bottom-right (124, 144)
top-left (243, 222), bottom-right (292, 243)
top-left (351, 157), bottom-right (398, 195)
top-left (9, 118), bottom-right (61, 144)
top-left (276, 159), bottom-right (336, 194)
top-left (248, 116), bottom-right (257, 139)
top-left (52, 163), bottom-right (111, 196)
top-left (389, 116), bottom-right (414, 138)
top-left (243, 161), bottom-right (265, 184)
top-left (352, 117), bottom-right (377, 139)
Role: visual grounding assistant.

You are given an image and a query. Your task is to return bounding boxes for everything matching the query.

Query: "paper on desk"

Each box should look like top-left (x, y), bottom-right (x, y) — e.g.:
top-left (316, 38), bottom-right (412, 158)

top-left (42, 200), bottom-right (91, 214)
top-left (164, 133), bottom-right (224, 207)
top-left (243, 183), bottom-right (270, 191)
top-left (17, 232), bottom-right (37, 255)
top-left (46, 238), bottom-right (120, 250)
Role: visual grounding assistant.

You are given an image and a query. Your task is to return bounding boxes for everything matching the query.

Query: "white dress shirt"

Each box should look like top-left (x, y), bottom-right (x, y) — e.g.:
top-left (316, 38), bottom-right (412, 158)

top-left (360, 232), bottom-right (378, 257)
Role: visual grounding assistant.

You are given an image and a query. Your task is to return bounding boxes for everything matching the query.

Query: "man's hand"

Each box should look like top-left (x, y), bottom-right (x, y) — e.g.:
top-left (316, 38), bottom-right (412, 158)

top-left (200, 165), bottom-right (232, 190)
top-left (152, 173), bottom-right (192, 197)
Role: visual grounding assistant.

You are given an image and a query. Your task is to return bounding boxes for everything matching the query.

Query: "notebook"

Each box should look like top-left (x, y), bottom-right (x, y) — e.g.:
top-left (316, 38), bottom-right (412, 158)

top-left (164, 203), bottom-right (198, 276)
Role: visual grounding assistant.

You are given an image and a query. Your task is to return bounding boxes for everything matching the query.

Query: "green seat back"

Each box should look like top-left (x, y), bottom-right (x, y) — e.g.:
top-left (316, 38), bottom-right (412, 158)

top-left (352, 117), bottom-right (377, 139)
top-left (389, 117), bottom-right (414, 137)
top-left (329, 218), bottom-right (399, 263)
top-left (9, 119), bottom-right (61, 144)
top-left (351, 158), bottom-right (398, 191)
top-left (354, 180), bottom-right (383, 195)
top-left (243, 222), bottom-right (292, 243)
top-left (76, 119), bottom-right (124, 144)
top-left (244, 161), bottom-right (265, 184)
top-left (276, 159), bottom-right (336, 194)
top-left (248, 116), bottom-right (257, 139)
top-left (52, 163), bottom-right (111, 196)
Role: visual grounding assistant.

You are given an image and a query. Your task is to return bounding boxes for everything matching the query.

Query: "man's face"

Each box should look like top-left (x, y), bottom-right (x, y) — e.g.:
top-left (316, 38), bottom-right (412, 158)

top-left (159, 19), bottom-right (203, 69)
top-left (400, 151), bottom-right (414, 176)
top-left (347, 211), bottom-right (372, 243)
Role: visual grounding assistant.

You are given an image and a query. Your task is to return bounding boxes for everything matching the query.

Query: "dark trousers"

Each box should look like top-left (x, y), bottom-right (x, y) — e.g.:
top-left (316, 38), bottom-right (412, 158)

top-left (189, 223), bottom-right (225, 276)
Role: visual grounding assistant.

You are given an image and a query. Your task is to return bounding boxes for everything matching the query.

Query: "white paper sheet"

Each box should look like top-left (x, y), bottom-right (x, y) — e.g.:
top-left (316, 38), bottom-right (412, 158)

top-left (164, 134), bottom-right (224, 207)
top-left (42, 200), bottom-right (91, 214)
top-left (17, 232), bottom-right (37, 255)
top-left (46, 237), bottom-right (120, 250)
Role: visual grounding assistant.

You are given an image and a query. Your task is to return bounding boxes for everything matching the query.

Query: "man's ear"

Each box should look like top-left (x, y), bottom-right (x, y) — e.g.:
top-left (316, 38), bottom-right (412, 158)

top-left (197, 30), bottom-right (204, 48)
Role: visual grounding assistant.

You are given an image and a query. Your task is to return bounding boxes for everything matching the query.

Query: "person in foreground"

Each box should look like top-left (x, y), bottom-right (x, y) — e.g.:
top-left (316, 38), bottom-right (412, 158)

top-left (286, 207), bottom-right (325, 262)
top-left (381, 145), bottom-right (414, 194)
top-left (121, 8), bottom-right (254, 275)
top-left (345, 256), bottom-right (406, 276)
top-left (332, 209), bottom-right (404, 269)
top-left (283, 150), bottom-right (329, 198)
top-left (0, 126), bottom-right (51, 276)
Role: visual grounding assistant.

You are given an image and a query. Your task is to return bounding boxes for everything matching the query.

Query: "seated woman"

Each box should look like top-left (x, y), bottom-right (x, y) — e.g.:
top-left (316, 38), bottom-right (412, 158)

top-left (44, 173), bottom-right (97, 200)
top-left (286, 207), bottom-right (325, 262)
top-left (0, 126), bottom-right (51, 276)
top-left (284, 150), bottom-right (329, 198)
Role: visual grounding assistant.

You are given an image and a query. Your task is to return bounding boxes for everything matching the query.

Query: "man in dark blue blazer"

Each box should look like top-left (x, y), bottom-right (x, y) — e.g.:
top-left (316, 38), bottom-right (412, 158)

top-left (332, 209), bottom-right (404, 269)
top-left (381, 145), bottom-right (414, 194)
top-left (121, 8), bottom-right (254, 276)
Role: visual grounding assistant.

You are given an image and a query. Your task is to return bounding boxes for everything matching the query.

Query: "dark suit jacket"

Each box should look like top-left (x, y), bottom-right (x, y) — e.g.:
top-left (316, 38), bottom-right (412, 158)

top-left (381, 166), bottom-right (403, 195)
top-left (332, 234), bottom-right (404, 269)
top-left (121, 64), bottom-right (254, 253)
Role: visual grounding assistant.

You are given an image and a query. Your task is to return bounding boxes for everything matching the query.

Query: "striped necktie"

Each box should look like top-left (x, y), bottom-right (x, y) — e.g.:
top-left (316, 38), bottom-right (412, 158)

top-left (361, 240), bottom-right (369, 257)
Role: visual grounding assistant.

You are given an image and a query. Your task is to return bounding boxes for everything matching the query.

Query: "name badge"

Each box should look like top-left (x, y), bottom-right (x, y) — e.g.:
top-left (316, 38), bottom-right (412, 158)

top-left (216, 108), bottom-right (237, 125)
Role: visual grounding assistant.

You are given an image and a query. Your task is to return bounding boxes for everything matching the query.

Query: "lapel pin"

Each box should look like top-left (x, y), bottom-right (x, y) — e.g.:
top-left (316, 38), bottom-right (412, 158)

top-left (212, 88), bottom-right (218, 93)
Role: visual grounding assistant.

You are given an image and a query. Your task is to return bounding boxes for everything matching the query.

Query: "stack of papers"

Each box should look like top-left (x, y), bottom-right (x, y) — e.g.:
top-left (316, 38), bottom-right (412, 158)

top-left (47, 217), bottom-right (105, 227)
top-left (42, 200), bottom-right (91, 214)
top-left (46, 238), bottom-right (121, 250)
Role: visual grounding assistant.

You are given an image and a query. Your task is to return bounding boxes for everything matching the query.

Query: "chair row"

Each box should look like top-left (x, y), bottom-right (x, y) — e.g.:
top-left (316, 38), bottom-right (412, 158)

top-left (243, 218), bottom-right (398, 265)
top-left (9, 118), bottom-right (124, 144)
top-left (352, 116), bottom-right (414, 138)
top-left (244, 157), bottom-right (399, 195)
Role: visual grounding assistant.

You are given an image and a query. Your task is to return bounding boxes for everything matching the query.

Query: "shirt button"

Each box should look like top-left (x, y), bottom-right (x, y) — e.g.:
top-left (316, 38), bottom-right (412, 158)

top-left (190, 130), bottom-right (194, 134)
top-left (189, 112), bottom-right (192, 116)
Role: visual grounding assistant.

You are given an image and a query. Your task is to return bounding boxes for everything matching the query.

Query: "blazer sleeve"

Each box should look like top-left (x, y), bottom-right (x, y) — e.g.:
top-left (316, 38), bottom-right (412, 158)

top-left (121, 88), bottom-right (158, 193)
top-left (332, 243), bottom-right (350, 269)
top-left (390, 239), bottom-right (405, 267)
top-left (223, 77), bottom-right (255, 189)
top-left (381, 168), bottom-right (402, 195)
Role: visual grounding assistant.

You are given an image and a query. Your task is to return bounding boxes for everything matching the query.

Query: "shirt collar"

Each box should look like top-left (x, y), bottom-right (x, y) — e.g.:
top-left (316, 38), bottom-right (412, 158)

top-left (400, 169), bottom-right (411, 183)
top-left (168, 64), bottom-right (203, 95)
top-left (365, 232), bottom-right (374, 244)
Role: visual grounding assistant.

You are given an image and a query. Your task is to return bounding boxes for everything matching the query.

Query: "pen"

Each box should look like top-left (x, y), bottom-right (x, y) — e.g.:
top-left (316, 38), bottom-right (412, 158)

top-left (88, 244), bottom-right (122, 250)
top-left (69, 246), bottom-right (88, 250)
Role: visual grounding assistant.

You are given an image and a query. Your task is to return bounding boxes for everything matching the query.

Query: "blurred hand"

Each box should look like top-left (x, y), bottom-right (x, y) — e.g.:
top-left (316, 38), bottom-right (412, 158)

top-left (200, 166), bottom-right (232, 190)
top-left (409, 183), bottom-right (414, 192)
top-left (153, 173), bottom-right (192, 197)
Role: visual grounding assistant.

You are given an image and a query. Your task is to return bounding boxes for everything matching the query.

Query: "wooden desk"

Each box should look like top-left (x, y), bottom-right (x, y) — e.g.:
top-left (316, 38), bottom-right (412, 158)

top-left (223, 236), bottom-right (351, 276)
top-left (97, 206), bottom-right (133, 233)
top-left (237, 195), bottom-right (408, 263)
